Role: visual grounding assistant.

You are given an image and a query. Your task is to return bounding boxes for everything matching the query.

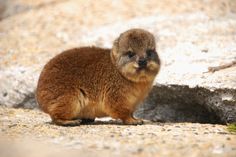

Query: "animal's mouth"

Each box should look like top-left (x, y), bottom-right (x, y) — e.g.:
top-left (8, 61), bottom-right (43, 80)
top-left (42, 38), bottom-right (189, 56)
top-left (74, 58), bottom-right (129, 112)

top-left (137, 67), bottom-right (147, 71)
top-left (136, 67), bottom-right (149, 75)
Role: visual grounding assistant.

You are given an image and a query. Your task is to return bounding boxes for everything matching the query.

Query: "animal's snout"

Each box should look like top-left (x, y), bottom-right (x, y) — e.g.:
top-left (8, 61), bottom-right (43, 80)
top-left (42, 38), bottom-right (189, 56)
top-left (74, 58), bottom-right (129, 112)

top-left (138, 58), bottom-right (147, 68)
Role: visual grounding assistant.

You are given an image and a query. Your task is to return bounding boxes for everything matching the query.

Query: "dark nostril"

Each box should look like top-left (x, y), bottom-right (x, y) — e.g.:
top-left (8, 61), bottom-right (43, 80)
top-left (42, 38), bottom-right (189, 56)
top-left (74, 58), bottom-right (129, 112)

top-left (138, 58), bottom-right (147, 67)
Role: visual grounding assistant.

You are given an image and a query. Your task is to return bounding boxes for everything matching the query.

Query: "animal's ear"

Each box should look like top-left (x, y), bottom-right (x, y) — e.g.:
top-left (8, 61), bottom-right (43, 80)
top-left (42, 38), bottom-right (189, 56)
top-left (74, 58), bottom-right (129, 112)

top-left (113, 31), bottom-right (124, 48)
top-left (111, 37), bottom-right (120, 65)
top-left (113, 38), bottom-right (119, 47)
top-left (112, 38), bottom-right (119, 55)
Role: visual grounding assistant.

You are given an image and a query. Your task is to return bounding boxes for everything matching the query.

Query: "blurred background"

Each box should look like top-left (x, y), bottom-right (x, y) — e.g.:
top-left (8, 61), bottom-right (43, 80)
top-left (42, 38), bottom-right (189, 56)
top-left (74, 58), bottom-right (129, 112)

top-left (1, 0), bottom-right (236, 64)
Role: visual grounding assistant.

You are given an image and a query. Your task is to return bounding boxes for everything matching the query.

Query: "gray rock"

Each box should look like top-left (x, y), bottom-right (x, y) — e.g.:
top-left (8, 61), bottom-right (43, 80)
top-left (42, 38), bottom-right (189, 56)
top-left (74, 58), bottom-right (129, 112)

top-left (0, 66), bottom-right (38, 108)
top-left (135, 84), bottom-right (236, 124)
top-left (0, 0), bottom-right (6, 20)
top-left (0, 0), bottom-right (64, 20)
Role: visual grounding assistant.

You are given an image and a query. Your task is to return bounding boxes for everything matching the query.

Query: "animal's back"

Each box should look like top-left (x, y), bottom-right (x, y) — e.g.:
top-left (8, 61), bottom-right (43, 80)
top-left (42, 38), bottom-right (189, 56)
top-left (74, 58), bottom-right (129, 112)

top-left (36, 47), bottom-right (112, 113)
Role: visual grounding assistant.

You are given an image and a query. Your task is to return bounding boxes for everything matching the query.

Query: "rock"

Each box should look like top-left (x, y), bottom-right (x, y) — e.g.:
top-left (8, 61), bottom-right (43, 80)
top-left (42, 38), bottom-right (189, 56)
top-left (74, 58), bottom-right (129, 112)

top-left (0, 0), bottom-right (66, 20)
top-left (135, 84), bottom-right (236, 124)
top-left (0, 0), bottom-right (6, 20)
top-left (0, 0), bottom-right (236, 123)
top-left (0, 66), bottom-right (38, 108)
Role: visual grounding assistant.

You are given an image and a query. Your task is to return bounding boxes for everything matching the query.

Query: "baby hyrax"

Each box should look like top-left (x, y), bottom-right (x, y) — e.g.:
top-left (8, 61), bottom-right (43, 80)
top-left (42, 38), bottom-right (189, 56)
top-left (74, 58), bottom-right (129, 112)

top-left (36, 28), bottom-right (160, 126)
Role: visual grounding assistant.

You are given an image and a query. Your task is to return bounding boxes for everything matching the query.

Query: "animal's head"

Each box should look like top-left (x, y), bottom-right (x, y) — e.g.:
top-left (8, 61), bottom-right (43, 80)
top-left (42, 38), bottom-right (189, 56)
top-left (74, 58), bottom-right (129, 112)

top-left (111, 28), bottom-right (160, 82)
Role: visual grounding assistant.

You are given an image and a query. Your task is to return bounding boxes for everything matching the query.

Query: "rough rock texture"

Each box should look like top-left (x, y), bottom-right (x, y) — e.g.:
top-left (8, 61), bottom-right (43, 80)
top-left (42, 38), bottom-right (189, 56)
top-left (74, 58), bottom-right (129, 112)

top-left (135, 85), bottom-right (236, 124)
top-left (0, 107), bottom-right (236, 157)
top-left (0, 0), bottom-right (66, 20)
top-left (0, 0), bottom-right (236, 123)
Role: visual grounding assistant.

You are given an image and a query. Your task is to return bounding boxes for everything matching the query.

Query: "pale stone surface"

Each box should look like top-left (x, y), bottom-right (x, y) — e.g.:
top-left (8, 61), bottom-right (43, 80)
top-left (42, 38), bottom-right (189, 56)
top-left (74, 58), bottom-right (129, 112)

top-left (0, 107), bottom-right (236, 157)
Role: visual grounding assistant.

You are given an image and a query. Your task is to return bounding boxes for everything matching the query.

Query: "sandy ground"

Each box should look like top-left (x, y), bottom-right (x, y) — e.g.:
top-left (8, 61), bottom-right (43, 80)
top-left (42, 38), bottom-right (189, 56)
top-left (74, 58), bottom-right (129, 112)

top-left (0, 106), bottom-right (236, 157)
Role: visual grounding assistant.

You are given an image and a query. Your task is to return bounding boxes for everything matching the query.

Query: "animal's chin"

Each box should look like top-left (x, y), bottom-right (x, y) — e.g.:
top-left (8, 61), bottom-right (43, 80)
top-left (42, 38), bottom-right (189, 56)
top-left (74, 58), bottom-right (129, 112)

top-left (136, 67), bottom-right (148, 72)
top-left (120, 68), bottom-right (155, 83)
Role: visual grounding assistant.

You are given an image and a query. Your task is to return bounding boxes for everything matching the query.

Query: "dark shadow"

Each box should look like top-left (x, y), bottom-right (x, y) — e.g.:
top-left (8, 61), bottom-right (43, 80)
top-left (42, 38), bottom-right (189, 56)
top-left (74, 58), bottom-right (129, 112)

top-left (135, 84), bottom-right (236, 124)
top-left (45, 119), bottom-right (164, 127)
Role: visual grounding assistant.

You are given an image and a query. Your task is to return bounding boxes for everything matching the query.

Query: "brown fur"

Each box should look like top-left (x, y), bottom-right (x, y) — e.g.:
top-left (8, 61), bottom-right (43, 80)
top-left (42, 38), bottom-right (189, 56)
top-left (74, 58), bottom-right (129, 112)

top-left (36, 29), bottom-right (160, 126)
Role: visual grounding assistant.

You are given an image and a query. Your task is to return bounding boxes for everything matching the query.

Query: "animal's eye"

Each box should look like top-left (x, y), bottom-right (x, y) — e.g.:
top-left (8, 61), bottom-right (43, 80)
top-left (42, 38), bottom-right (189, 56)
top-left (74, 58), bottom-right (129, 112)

top-left (146, 49), bottom-right (156, 57)
top-left (126, 51), bottom-right (136, 58)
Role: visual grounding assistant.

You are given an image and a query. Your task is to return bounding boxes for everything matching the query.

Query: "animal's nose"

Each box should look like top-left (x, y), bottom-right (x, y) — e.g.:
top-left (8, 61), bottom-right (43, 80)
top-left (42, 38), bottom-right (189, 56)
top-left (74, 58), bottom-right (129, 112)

top-left (138, 58), bottom-right (147, 68)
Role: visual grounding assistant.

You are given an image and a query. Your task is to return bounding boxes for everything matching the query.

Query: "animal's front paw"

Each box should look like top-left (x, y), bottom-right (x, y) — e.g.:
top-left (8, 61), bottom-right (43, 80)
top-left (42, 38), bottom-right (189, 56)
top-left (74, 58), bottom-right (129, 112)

top-left (123, 117), bottom-right (143, 125)
top-left (53, 119), bottom-right (82, 127)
